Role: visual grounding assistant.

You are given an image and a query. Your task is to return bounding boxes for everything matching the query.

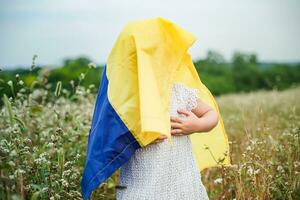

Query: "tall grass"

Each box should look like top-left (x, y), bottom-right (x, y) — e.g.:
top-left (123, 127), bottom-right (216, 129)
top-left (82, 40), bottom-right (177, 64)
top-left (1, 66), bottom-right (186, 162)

top-left (204, 86), bottom-right (300, 199)
top-left (0, 65), bottom-right (299, 199)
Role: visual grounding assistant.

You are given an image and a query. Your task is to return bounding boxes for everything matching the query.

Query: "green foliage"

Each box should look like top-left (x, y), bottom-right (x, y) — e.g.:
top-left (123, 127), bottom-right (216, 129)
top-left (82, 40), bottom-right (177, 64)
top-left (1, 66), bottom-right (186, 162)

top-left (194, 50), bottom-right (300, 95)
top-left (0, 51), bottom-right (299, 105)
top-left (0, 57), bottom-right (103, 106)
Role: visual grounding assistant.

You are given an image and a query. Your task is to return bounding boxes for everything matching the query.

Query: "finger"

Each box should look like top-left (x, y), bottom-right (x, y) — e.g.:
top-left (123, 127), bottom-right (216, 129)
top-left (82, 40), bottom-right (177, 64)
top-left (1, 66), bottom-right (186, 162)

top-left (152, 134), bottom-right (167, 143)
top-left (170, 122), bottom-right (182, 129)
top-left (177, 108), bottom-right (191, 117)
top-left (171, 128), bottom-right (183, 135)
top-left (157, 134), bottom-right (167, 140)
top-left (152, 138), bottom-right (165, 144)
top-left (170, 116), bottom-right (183, 123)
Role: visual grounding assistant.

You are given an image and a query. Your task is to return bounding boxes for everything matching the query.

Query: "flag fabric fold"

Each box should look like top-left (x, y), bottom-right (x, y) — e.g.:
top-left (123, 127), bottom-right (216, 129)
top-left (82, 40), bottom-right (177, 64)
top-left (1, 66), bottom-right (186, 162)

top-left (81, 17), bottom-right (231, 200)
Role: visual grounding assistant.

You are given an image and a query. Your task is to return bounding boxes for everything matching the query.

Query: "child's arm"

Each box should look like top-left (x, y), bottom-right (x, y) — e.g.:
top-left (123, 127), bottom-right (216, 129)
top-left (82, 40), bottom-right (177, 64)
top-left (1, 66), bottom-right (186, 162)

top-left (170, 98), bottom-right (219, 135)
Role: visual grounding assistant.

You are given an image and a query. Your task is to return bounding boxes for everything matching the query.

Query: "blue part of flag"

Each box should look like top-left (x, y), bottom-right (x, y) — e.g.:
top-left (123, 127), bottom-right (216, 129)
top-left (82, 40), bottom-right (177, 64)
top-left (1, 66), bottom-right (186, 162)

top-left (80, 64), bottom-right (141, 200)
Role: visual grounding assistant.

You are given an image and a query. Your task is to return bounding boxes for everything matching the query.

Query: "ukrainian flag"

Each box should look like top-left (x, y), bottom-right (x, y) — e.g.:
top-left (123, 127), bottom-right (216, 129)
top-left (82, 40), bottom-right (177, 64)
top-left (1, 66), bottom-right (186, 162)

top-left (81, 17), bottom-right (231, 200)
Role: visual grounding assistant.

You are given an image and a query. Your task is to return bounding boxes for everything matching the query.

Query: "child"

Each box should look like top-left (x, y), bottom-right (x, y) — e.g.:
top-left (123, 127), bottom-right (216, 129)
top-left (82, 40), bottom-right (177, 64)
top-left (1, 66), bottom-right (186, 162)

top-left (116, 82), bottom-right (218, 199)
top-left (80, 17), bottom-right (231, 200)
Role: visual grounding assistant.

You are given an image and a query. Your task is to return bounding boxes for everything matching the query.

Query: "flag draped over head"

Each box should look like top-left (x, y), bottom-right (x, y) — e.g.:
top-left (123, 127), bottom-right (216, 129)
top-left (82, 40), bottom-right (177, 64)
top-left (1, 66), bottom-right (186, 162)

top-left (81, 17), bottom-right (231, 200)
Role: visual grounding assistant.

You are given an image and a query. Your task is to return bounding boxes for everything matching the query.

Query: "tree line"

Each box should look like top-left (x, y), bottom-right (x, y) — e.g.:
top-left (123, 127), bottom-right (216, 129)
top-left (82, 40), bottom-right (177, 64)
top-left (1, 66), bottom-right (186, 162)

top-left (1, 50), bottom-right (299, 102)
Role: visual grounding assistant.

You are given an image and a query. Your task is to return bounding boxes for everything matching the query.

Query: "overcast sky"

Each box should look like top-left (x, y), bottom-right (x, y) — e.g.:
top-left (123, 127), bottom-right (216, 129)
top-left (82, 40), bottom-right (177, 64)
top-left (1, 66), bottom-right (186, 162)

top-left (1, 0), bottom-right (299, 68)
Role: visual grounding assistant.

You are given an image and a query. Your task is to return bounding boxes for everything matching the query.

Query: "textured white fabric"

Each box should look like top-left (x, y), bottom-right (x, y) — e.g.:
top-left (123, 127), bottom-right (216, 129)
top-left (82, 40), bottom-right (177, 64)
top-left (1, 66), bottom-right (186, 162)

top-left (116, 81), bottom-right (210, 200)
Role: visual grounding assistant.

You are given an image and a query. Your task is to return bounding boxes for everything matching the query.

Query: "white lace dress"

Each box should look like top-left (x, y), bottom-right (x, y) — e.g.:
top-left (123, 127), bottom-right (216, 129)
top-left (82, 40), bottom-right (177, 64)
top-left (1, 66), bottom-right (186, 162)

top-left (116, 82), bottom-right (210, 200)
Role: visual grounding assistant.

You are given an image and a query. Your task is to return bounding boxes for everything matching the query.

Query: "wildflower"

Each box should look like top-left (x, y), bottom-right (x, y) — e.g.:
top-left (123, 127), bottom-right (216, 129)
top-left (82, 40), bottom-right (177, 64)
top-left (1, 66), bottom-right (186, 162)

top-left (34, 153), bottom-right (50, 165)
top-left (19, 88), bottom-right (26, 93)
top-left (47, 142), bottom-right (54, 148)
top-left (80, 73), bottom-right (85, 80)
top-left (62, 169), bottom-right (72, 177)
top-left (56, 127), bottom-right (63, 135)
top-left (71, 173), bottom-right (78, 180)
top-left (18, 80), bottom-right (24, 85)
top-left (64, 161), bottom-right (72, 168)
top-left (41, 187), bottom-right (48, 193)
top-left (214, 178), bottom-right (223, 184)
top-left (8, 161), bottom-right (15, 167)
top-left (89, 84), bottom-right (95, 89)
top-left (61, 179), bottom-right (69, 188)
top-left (277, 165), bottom-right (284, 172)
top-left (254, 168), bottom-right (260, 175)
top-left (9, 149), bottom-right (17, 157)
top-left (7, 80), bottom-right (13, 87)
top-left (51, 135), bottom-right (56, 142)
top-left (250, 138), bottom-right (258, 145)
top-left (24, 138), bottom-right (32, 146)
top-left (14, 169), bottom-right (26, 176)
top-left (14, 138), bottom-right (20, 146)
top-left (88, 62), bottom-right (96, 69)
top-left (75, 153), bottom-right (80, 160)
top-left (231, 164), bottom-right (238, 169)
top-left (76, 90), bottom-right (83, 95)
top-left (247, 166), bottom-right (253, 176)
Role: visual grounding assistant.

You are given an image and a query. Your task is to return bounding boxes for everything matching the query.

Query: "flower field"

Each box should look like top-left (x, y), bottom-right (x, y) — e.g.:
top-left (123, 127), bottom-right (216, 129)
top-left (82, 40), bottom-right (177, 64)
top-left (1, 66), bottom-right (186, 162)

top-left (0, 70), bottom-right (299, 199)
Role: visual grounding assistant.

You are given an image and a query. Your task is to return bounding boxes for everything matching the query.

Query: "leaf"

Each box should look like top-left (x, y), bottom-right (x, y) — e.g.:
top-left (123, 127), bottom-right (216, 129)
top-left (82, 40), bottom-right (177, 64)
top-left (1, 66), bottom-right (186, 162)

top-left (13, 116), bottom-right (26, 130)
top-left (2, 94), bottom-right (14, 126)
top-left (30, 191), bottom-right (40, 200)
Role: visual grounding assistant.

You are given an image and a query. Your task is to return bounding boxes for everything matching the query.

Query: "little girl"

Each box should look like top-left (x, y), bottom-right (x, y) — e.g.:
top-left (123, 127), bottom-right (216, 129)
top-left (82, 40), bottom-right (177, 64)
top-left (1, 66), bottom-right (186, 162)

top-left (116, 81), bottom-right (219, 200)
top-left (80, 17), bottom-right (230, 200)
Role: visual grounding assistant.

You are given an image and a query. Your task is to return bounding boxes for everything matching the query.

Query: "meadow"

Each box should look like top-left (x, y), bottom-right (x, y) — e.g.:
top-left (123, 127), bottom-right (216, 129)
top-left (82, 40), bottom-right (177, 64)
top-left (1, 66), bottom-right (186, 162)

top-left (0, 67), bottom-right (299, 199)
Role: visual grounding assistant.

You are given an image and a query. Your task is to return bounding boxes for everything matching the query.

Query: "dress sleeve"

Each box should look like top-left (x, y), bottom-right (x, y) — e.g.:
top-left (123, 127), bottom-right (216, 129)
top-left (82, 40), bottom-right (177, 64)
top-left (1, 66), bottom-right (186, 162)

top-left (185, 87), bottom-right (199, 111)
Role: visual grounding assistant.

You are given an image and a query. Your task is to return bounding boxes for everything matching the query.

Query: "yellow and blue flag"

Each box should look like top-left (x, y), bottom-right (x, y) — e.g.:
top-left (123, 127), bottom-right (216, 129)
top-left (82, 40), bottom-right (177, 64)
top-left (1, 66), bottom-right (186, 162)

top-left (81, 17), bottom-right (231, 200)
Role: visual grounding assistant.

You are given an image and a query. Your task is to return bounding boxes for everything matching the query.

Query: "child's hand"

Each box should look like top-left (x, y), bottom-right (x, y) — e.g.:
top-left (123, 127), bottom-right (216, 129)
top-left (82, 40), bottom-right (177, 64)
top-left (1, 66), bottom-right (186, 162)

top-left (170, 108), bottom-right (200, 136)
top-left (149, 134), bottom-right (168, 145)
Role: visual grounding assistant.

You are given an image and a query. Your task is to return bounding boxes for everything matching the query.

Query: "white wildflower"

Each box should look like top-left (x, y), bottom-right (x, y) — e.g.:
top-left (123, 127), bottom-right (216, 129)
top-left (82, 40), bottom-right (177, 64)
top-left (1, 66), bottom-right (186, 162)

top-left (18, 80), bottom-right (24, 85)
top-left (214, 178), bottom-right (223, 184)
top-left (8, 161), bottom-right (15, 167)
top-left (277, 165), bottom-right (284, 172)
top-left (254, 168), bottom-right (260, 175)
top-left (247, 166), bottom-right (253, 176)
top-left (88, 62), bottom-right (96, 69)
top-left (61, 179), bottom-right (69, 188)
top-left (14, 169), bottom-right (26, 176)
top-left (80, 73), bottom-right (85, 79)
top-left (10, 149), bottom-right (17, 157)
top-left (47, 142), bottom-right (54, 148)
top-left (7, 80), bottom-right (13, 86)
